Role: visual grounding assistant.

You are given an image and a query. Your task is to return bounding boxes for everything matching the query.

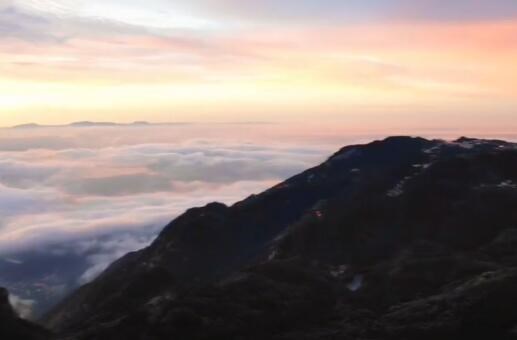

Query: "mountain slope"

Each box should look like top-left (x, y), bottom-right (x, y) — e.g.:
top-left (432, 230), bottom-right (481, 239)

top-left (44, 136), bottom-right (517, 339)
top-left (0, 287), bottom-right (51, 340)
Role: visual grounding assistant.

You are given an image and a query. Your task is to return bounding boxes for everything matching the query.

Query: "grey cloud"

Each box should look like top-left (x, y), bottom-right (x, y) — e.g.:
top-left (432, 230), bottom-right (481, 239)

top-left (0, 2), bottom-right (231, 70)
top-left (3, 258), bottom-right (23, 265)
top-left (0, 137), bottom-right (326, 198)
top-left (110, 142), bottom-right (324, 184)
top-left (185, 0), bottom-right (517, 23)
top-left (0, 3), bottom-right (146, 43)
top-left (149, 155), bottom-right (311, 183)
top-left (61, 173), bottom-right (173, 196)
top-left (390, 0), bottom-right (517, 22)
top-left (0, 136), bottom-right (78, 152)
top-left (0, 160), bottom-right (58, 189)
top-left (0, 184), bottom-right (54, 217)
top-left (56, 148), bottom-right (97, 159)
top-left (0, 150), bottom-right (316, 198)
top-left (0, 6), bottom-right (56, 42)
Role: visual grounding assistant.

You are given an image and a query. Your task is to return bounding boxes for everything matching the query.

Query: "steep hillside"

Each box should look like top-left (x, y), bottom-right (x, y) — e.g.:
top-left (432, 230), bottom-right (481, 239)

top-left (0, 287), bottom-right (51, 339)
top-left (44, 136), bottom-right (517, 339)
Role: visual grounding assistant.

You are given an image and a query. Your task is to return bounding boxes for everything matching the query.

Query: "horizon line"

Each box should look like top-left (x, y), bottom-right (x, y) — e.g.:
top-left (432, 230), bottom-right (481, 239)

top-left (3, 121), bottom-right (278, 129)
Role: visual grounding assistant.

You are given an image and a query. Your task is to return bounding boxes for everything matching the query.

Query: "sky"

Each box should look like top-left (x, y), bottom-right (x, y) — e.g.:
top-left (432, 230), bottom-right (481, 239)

top-left (0, 0), bottom-right (517, 318)
top-left (0, 0), bottom-right (516, 128)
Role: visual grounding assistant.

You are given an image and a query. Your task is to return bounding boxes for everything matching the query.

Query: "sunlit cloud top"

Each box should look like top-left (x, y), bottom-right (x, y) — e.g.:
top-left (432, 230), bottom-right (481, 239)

top-left (0, 0), bottom-right (516, 127)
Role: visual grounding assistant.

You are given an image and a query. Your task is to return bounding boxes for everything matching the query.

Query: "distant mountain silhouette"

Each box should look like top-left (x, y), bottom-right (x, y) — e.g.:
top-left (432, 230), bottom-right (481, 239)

top-left (11, 123), bottom-right (44, 129)
top-left (9, 121), bottom-right (271, 129)
top-left (35, 136), bottom-right (517, 339)
top-left (11, 121), bottom-right (153, 128)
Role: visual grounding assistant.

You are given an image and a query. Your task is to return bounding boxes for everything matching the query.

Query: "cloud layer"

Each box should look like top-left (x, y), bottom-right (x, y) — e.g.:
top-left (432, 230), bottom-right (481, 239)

top-left (0, 124), bottom-right (342, 317)
top-left (0, 123), bottom-right (516, 317)
top-left (0, 127), bottom-right (333, 253)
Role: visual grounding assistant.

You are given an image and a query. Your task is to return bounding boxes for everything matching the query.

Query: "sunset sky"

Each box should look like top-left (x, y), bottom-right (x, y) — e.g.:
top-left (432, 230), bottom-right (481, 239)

top-left (1, 1), bottom-right (517, 316)
top-left (0, 0), bottom-right (516, 127)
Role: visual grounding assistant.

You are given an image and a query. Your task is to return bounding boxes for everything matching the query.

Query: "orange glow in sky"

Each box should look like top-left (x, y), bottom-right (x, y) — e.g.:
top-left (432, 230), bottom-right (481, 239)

top-left (0, 1), bottom-right (515, 128)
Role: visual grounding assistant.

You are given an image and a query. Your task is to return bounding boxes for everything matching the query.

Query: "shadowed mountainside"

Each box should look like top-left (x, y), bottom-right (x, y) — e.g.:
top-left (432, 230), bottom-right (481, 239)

top-left (42, 136), bottom-right (517, 339)
top-left (0, 287), bottom-right (51, 340)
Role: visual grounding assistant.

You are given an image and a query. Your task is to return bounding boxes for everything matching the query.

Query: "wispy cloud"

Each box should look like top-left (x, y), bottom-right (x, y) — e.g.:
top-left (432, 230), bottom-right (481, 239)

top-left (9, 293), bottom-right (35, 319)
top-left (0, 1), bottom-right (515, 126)
top-left (169, 0), bottom-right (517, 24)
top-left (0, 6), bottom-right (55, 42)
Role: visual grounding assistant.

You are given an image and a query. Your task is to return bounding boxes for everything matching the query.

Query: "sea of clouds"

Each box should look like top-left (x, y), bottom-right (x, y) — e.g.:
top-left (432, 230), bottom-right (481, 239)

top-left (1, 122), bottom-right (514, 318)
top-left (0, 123), bottom-right (356, 317)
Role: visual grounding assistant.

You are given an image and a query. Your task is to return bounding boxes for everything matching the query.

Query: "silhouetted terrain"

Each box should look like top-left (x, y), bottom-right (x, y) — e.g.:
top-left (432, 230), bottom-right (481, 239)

top-left (10, 121), bottom-right (188, 129)
top-left (0, 287), bottom-right (50, 339)
top-left (24, 136), bottom-right (517, 338)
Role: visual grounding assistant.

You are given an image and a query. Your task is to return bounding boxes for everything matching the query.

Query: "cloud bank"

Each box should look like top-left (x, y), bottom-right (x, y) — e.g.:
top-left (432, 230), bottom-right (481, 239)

top-left (0, 124), bottom-right (340, 316)
top-left (0, 123), bottom-right (515, 317)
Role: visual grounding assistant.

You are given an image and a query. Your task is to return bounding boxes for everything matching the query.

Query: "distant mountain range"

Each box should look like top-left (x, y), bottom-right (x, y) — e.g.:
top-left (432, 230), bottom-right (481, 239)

top-left (12, 121), bottom-right (159, 128)
top-left (10, 121), bottom-right (273, 129)
top-left (4, 136), bottom-right (517, 339)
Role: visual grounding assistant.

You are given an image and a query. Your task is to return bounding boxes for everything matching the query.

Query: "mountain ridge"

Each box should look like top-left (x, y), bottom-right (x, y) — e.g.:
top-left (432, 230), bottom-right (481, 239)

top-left (11, 121), bottom-right (156, 129)
top-left (9, 121), bottom-right (274, 129)
top-left (39, 136), bottom-right (517, 339)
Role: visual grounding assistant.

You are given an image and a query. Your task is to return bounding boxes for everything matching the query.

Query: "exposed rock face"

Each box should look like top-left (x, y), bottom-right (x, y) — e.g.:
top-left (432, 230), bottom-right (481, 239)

top-left (0, 287), bottom-right (51, 340)
top-left (43, 136), bottom-right (517, 339)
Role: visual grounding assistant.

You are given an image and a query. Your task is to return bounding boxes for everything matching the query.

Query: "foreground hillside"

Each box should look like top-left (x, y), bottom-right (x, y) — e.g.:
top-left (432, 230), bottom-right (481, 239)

top-left (0, 287), bottom-right (50, 339)
top-left (43, 136), bottom-right (517, 339)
